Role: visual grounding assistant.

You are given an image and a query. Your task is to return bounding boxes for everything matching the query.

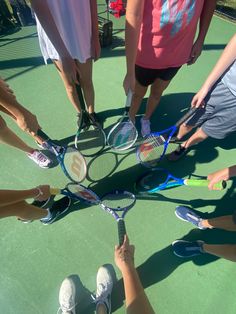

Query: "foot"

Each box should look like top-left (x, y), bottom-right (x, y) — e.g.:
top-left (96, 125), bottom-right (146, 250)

top-left (89, 112), bottom-right (102, 128)
top-left (40, 196), bottom-right (71, 225)
top-left (141, 117), bottom-right (151, 137)
top-left (27, 150), bottom-right (52, 168)
top-left (175, 206), bottom-right (206, 230)
top-left (58, 276), bottom-right (76, 314)
top-left (172, 240), bottom-right (205, 258)
top-left (167, 144), bottom-right (187, 161)
top-left (93, 265), bottom-right (113, 314)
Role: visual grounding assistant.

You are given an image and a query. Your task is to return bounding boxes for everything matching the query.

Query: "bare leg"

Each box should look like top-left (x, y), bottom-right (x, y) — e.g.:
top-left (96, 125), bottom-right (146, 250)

top-left (129, 81), bottom-right (148, 122)
top-left (0, 200), bottom-right (47, 220)
top-left (96, 303), bottom-right (108, 314)
top-left (181, 127), bottom-right (208, 149)
top-left (0, 116), bottom-right (34, 153)
top-left (175, 123), bottom-right (194, 140)
top-left (201, 215), bottom-right (236, 232)
top-left (145, 78), bottom-right (171, 119)
top-left (76, 58), bottom-right (95, 114)
top-left (203, 244), bottom-right (236, 262)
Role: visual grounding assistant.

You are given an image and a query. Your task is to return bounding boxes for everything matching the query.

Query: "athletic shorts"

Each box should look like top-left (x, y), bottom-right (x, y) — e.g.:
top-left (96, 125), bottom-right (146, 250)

top-left (135, 64), bottom-right (181, 87)
top-left (186, 80), bottom-right (236, 139)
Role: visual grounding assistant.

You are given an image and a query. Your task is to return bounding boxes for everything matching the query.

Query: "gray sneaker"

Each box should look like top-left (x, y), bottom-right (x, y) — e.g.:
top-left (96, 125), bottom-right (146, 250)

top-left (58, 276), bottom-right (76, 314)
top-left (27, 150), bottom-right (52, 168)
top-left (93, 265), bottom-right (113, 314)
top-left (141, 117), bottom-right (151, 137)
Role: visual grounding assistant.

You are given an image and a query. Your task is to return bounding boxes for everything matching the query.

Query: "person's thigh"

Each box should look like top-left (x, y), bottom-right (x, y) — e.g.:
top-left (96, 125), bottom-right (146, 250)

top-left (75, 58), bottom-right (93, 84)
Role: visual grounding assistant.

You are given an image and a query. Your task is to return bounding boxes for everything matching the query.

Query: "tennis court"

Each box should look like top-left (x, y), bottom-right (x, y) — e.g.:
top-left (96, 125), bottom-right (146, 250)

top-left (0, 4), bottom-right (236, 314)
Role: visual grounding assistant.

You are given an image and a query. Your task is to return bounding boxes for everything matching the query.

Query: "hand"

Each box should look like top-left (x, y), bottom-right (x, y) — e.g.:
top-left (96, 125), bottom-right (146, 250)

top-left (115, 235), bottom-right (135, 272)
top-left (191, 86), bottom-right (209, 108)
top-left (16, 109), bottom-right (41, 135)
top-left (35, 185), bottom-right (51, 201)
top-left (207, 168), bottom-right (229, 190)
top-left (123, 73), bottom-right (136, 95)
top-left (187, 39), bottom-right (203, 65)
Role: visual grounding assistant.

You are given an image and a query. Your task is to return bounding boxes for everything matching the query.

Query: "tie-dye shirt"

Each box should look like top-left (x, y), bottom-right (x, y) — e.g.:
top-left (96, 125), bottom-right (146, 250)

top-left (136, 0), bottom-right (204, 69)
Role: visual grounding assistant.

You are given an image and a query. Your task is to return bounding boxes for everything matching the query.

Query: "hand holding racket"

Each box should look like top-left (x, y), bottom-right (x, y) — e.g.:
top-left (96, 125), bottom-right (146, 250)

top-left (136, 107), bottom-right (198, 167)
top-left (135, 168), bottom-right (227, 194)
top-left (50, 183), bottom-right (136, 245)
top-left (107, 90), bottom-right (138, 151)
top-left (75, 84), bottom-right (106, 156)
top-left (37, 130), bottom-right (87, 182)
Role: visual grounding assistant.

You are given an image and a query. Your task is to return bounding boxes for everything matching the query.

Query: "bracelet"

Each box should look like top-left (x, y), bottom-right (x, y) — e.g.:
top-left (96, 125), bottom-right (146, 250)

top-left (34, 187), bottom-right (43, 200)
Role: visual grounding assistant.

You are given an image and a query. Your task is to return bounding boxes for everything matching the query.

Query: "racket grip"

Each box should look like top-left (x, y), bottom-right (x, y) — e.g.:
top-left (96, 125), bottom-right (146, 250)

top-left (50, 188), bottom-right (61, 195)
top-left (184, 179), bottom-right (227, 190)
top-left (175, 107), bottom-right (198, 127)
top-left (37, 129), bottom-right (49, 140)
top-left (118, 219), bottom-right (126, 246)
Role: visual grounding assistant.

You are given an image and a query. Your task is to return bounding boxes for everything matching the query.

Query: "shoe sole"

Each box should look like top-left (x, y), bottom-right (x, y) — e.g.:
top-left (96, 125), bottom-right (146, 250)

top-left (42, 198), bottom-right (72, 225)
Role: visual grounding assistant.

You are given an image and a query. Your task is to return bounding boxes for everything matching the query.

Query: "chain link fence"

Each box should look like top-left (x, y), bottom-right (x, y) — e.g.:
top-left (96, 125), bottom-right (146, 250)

top-left (216, 0), bottom-right (236, 21)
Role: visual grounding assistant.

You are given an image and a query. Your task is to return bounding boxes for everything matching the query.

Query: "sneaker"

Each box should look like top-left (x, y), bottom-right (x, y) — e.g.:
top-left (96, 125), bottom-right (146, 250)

top-left (93, 265), bottom-right (113, 314)
top-left (27, 150), bottom-right (52, 168)
top-left (41, 196), bottom-right (71, 225)
top-left (58, 276), bottom-right (76, 314)
top-left (167, 144), bottom-right (187, 161)
top-left (172, 240), bottom-right (205, 258)
top-left (89, 112), bottom-right (102, 128)
top-left (175, 206), bottom-right (206, 230)
top-left (141, 117), bottom-right (151, 137)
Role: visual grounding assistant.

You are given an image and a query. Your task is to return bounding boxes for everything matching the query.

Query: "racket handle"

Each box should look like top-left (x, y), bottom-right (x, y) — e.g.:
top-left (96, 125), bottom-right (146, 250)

top-left (175, 107), bottom-right (198, 128)
top-left (118, 219), bottom-right (126, 246)
top-left (37, 129), bottom-right (50, 141)
top-left (125, 89), bottom-right (133, 109)
top-left (50, 188), bottom-right (61, 195)
top-left (184, 179), bottom-right (227, 190)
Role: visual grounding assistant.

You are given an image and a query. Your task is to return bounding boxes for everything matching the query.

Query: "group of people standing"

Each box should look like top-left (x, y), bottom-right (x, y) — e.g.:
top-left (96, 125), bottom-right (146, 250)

top-left (1, 0), bottom-right (236, 313)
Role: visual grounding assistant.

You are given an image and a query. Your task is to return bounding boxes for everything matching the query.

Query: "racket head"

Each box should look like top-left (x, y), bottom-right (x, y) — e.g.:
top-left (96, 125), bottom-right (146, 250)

top-left (101, 190), bottom-right (136, 212)
top-left (135, 168), bottom-right (183, 193)
top-left (75, 125), bottom-right (106, 157)
top-left (107, 121), bottom-right (138, 151)
top-left (62, 146), bottom-right (87, 183)
top-left (66, 182), bottom-right (100, 204)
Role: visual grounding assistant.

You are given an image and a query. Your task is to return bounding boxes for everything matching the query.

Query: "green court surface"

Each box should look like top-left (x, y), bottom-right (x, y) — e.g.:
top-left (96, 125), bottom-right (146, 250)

top-left (0, 9), bottom-right (236, 314)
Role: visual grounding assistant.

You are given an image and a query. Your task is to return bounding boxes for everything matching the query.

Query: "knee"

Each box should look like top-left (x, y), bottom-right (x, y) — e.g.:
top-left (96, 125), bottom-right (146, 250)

top-left (65, 83), bottom-right (76, 95)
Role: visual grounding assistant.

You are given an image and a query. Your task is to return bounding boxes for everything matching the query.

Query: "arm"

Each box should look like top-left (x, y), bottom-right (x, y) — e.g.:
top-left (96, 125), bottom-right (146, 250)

top-left (0, 78), bottom-right (40, 134)
top-left (188, 0), bottom-right (216, 65)
top-left (191, 33), bottom-right (236, 107)
top-left (123, 0), bottom-right (145, 94)
top-left (207, 165), bottom-right (236, 190)
top-left (0, 185), bottom-right (51, 206)
top-left (30, 0), bottom-right (78, 83)
top-left (115, 236), bottom-right (155, 314)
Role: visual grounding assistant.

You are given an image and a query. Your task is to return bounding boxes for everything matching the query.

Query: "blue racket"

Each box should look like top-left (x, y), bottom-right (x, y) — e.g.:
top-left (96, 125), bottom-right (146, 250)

top-left (136, 107), bottom-right (198, 167)
top-left (38, 130), bottom-right (87, 182)
top-left (51, 184), bottom-right (135, 245)
top-left (135, 168), bottom-right (227, 194)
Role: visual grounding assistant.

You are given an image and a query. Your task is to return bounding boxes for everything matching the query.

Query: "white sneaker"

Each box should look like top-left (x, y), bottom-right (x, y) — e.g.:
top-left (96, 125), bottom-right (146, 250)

top-left (58, 277), bottom-right (76, 314)
top-left (94, 265), bottom-right (113, 314)
top-left (141, 117), bottom-right (151, 137)
top-left (27, 150), bottom-right (51, 168)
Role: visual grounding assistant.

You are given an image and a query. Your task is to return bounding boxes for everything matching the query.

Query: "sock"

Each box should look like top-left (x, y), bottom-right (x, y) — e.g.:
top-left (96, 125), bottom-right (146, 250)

top-left (40, 208), bottom-right (52, 222)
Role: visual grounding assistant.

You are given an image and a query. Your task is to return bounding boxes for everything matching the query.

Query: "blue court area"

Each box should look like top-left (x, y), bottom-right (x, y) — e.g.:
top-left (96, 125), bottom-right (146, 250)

top-left (0, 8), bottom-right (236, 314)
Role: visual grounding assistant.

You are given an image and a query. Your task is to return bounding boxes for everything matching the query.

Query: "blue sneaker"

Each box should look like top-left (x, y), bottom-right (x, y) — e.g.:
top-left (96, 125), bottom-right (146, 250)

top-left (175, 206), bottom-right (206, 230)
top-left (41, 196), bottom-right (71, 225)
top-left (172, 240), bottom-right (205, 258)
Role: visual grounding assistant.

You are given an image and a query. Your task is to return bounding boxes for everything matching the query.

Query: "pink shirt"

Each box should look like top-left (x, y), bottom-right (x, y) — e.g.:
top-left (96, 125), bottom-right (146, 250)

top-left (136, 0), bottom-right (204, 69)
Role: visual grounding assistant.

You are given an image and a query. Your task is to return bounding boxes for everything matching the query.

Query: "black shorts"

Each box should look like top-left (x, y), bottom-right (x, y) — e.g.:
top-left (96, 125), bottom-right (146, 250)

top-left (135, 64), bottom-right (181, 87)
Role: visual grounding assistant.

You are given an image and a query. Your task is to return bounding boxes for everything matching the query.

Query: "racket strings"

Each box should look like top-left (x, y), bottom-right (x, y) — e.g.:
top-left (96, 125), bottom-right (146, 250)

top-left (63, 147), bottom-right (87, 182)
top-left (102, 193), bottom-right (135, 210)
top-left (139, 135), bottom-right (165, 163)
top-left (108, 122), bottom-right (137, 150)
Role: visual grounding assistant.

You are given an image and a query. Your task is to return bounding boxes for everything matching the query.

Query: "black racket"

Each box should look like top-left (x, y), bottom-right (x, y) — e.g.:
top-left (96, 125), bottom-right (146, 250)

top-left (75, 84), bottom-right (106, 156)
top-left (38, 130), bottom-right (87, 182)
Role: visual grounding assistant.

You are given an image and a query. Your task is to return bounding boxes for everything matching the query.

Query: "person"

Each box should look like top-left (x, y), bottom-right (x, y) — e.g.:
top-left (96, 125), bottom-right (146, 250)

top-left (172, 165), bottom-right (236, 262)
top-left (123, 0), bottom-right (216, 137)
top-left (30, 0), bottom-right (101, 128)
top-left (57, 264), bottom-right (114, 314)
top-left (168, 33), bottom-right (236, 161)
top-left (0, 185), bottom-right (71, 224)
top-left (57, 236), bottom-right (155, 314)
top-left (0, 77), bottom-right (52, 168)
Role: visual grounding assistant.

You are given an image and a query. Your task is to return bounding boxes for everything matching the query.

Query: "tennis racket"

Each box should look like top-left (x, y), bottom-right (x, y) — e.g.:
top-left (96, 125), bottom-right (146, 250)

top-left (37, 130), bottom-right (87, 182)
top-left (50, 184), bottom-right (135, 245)
top-left (136, 107), bottom-right (198, 167)
top-left (107, 90), bottom-right (138, 151)
top-left (135, 168), bottom-right (227, 193)
top-left (75, 84), bottom-right (106, 156)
